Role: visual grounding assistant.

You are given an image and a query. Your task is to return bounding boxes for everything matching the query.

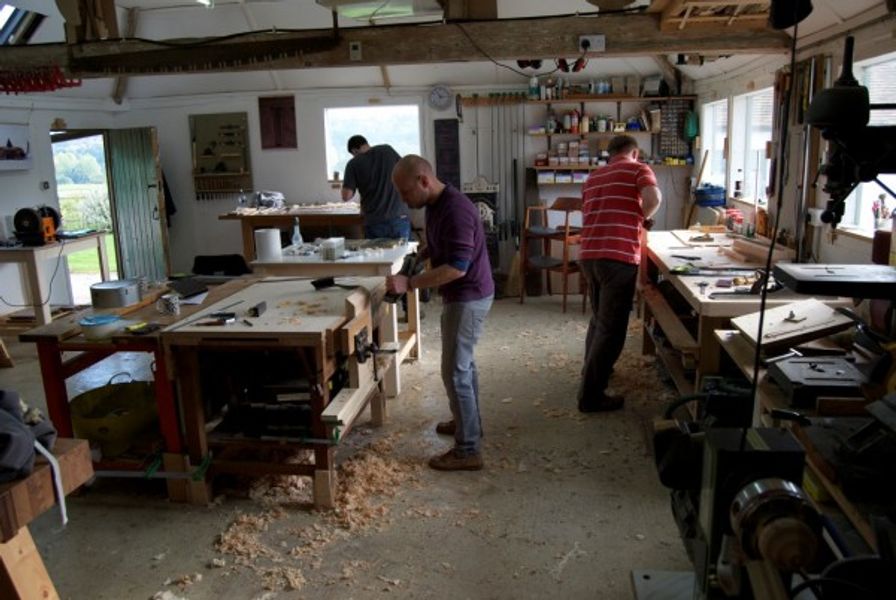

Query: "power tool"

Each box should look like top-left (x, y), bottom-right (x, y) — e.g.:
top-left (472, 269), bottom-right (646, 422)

top-left (385, 252), bottom-right (424, 303)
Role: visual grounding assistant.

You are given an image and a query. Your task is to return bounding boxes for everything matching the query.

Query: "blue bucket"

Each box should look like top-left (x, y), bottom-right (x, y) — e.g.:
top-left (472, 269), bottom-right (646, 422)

top-left (694, 184), bottom-right (726, 207)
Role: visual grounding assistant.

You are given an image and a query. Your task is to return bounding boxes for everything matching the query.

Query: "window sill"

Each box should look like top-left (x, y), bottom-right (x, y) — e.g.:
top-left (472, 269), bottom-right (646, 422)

top-left (829, 226), bottom-right (876, 242)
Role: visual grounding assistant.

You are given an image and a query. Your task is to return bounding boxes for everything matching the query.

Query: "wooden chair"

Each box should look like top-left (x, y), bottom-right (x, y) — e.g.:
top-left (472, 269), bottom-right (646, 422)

top-left (519, 196), bottom-right (586, 313)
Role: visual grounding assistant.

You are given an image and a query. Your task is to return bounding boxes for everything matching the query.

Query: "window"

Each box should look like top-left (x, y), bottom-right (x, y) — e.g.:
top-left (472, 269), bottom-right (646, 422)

top-left (324, 105), bottom-right (421, 180)
top-left (700, 99), bottom-right (728, 187)
top-left (0, 3), bottom-right (45, 45)
top-left (841, 53), bottom-right (896, 231)
top-left (729, 88), bottom-right (773, 204)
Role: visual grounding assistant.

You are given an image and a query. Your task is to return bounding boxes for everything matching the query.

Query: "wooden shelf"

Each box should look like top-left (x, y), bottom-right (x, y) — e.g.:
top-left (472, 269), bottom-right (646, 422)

top-left (0, 158), bottom-right (32, 171)
top-left (533, 165), bottom-right (595, 171)
top-left (528, 131), bottom-right (651, 138)
top-left (529, 95), bottom-right (697, 104)
top-left (194, 172), bottom-right (251, 177)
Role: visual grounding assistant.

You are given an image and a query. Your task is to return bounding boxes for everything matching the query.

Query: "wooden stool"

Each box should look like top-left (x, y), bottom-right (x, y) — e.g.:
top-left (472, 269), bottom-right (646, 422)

top-left (0, 439), bottom-right (93, 600)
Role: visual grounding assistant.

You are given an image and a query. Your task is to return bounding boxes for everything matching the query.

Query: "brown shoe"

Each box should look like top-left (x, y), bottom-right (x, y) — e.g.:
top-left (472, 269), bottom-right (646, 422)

top-left (435, 420), bottom-right (456, 436)
top-left (428, 449), bottom-right (483, 471)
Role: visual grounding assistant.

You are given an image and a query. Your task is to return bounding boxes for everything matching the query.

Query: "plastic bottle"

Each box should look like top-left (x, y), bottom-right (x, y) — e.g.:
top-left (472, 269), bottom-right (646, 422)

top-left (563, 112), bottom-right (572, 133)
top-left (570, 111), bottom-right (579, 134)
top-left (529, 76), bottom-right (539, 101)
top-left (237, 188), bottom-right (247, 210)
top-left (580, 113), bottom-right (590, 134)
top-left (292, 217), bottom-right (303, 248)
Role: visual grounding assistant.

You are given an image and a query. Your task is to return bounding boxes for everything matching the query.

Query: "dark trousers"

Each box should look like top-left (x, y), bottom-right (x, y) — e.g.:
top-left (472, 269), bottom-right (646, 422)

top-left (577, 258), bottom-right (639, 404)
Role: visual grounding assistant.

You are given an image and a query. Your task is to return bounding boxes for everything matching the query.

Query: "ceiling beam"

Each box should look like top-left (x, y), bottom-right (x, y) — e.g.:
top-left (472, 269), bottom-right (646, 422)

top-left (0, 14), bottom-right (790, 79)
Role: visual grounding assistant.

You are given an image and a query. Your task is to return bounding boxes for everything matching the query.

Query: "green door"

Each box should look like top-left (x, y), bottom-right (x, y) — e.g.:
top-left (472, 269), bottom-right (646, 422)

top-left (107, 128), bottom-right (169, 280)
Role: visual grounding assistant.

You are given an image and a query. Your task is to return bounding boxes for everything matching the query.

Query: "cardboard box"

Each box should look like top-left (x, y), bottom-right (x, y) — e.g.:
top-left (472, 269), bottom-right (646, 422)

top-left (555, 172), bottom-right (573, 184)
top-left (537, 171), bottom-right (556, 184)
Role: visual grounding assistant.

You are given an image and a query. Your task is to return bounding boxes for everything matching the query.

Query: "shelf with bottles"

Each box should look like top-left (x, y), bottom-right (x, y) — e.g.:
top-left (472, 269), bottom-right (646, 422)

top-left (527, 129), bottom-right (653, 139)
top-left (528, 95), bottom-right (697, 104)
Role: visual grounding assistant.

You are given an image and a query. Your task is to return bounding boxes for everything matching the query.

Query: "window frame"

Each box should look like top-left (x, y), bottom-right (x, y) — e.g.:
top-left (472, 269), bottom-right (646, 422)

top-left (729, 87), bottom-right (774, 207)
top-left (323, 103), bottom-right (423, 182)
top-left (700, 98), bottom-right (729, 188)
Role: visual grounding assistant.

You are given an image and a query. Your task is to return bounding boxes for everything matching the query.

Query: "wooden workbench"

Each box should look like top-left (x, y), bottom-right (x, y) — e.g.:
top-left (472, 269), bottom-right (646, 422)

top-left (161, 277), bottom-right (385, 508)
top-left (640, 230), bottom-right (848, 395)
top-left (18, 279), bottom-right (253, 498)
top-left (0, 439), bottom-right (93, 600)
top-left (219, 206), bottom-right (363, 261)
top-left (252, 242), bottom-right (421, 398)
top-left (0, 233), bottom-right (109, 326)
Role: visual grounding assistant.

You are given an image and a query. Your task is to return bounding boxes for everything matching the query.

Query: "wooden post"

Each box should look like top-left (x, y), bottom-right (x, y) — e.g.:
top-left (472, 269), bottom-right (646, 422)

top-left (0, 339), bottom-right (11, 369)
top-left (0, 528), bottom-right (59, 600)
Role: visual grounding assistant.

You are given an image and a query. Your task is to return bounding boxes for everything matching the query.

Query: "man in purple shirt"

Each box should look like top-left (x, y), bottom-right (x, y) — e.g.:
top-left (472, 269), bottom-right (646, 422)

top-left (386, 155), bottom-right (494, 471)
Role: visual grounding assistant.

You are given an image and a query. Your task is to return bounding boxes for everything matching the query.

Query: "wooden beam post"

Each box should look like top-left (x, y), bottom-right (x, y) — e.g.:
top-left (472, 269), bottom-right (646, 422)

top-left (0, 14), bottom-right (791, 78)
top-left (112, 8), bottom-right (138, 105)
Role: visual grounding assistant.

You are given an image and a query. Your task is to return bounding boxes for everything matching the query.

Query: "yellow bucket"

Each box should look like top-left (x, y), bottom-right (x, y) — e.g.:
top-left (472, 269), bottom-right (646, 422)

top-left (70, 373), bottom-right (158, 458)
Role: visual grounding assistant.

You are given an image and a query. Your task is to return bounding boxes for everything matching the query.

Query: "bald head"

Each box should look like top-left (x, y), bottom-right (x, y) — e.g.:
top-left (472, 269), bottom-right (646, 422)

top-left (393, 155), bottom-right (432, 180)
top-left (392, 154), bottom-right (444, 209)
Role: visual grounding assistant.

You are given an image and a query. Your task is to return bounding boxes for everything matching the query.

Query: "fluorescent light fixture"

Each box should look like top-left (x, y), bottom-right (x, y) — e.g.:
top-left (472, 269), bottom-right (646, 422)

top-left (316, 0), bottom-right (442, 21)
top-left (196, 0), bottom-right (214, 7)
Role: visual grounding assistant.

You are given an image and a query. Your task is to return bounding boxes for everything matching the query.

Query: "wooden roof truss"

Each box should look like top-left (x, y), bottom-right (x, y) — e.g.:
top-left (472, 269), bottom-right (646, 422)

top-left (661, 0), bottom-right (771, 31)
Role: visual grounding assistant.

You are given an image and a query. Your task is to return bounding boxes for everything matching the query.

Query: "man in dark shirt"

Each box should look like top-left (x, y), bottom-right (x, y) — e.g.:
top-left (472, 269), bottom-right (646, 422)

top-left (341, 135), bottom-right (411, 239)
top-left (386, 155), bottom-right (494, 471)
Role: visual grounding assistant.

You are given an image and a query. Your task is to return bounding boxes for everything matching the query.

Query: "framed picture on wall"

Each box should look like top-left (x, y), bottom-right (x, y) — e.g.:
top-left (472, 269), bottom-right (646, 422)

top-left (259, 96), bottom-right (297, 149)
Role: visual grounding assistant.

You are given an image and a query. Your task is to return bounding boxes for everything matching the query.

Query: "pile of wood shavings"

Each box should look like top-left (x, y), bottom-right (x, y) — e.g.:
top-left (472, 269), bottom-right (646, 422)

top-left (215, 509), bottom-right (283, 564)
top-left (163, 573), bottom-right (202, 588)
top-left (326, 436), bottom-right (422, 531)
top-left (209, 432), bottom-right (420, 592)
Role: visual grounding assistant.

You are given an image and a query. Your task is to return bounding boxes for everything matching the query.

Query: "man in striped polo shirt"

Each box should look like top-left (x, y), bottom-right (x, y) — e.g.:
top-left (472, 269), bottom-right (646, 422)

top-left (577, 135), bottom-right (662, 412)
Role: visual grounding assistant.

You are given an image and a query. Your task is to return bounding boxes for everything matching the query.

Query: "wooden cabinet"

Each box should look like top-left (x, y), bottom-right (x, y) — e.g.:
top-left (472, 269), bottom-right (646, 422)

top-left (189, 112), bottom-right (252, 199)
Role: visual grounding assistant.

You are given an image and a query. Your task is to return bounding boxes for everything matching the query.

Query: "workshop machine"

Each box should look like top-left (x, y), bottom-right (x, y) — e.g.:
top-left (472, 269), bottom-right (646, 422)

top-left (13, 205), bottom-right (60, 246)
top-left (807, 36), bottom-right (896, 228)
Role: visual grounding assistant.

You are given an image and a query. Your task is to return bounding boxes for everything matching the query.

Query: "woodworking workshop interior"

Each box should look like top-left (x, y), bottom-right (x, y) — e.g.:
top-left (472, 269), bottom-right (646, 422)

top-left (2, 1), bottom-right (896, 599)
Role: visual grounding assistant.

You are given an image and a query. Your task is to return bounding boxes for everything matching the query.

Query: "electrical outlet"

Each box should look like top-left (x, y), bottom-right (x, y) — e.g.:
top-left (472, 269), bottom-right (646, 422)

top-left (349, 41), bottom-right (362, 61)
top-left (578, 35), bottom-right (606, 53)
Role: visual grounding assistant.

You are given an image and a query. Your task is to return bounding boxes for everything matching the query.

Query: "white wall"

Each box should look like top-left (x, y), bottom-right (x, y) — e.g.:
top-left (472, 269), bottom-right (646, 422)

top-left (0, 99), bottom-right (130, 314)
top-left (693, 15), bottom-right (896, 265)
top-left (2, 70), bottom-right (690, 309)
top-left (0, 86), bottom-right (468, 311)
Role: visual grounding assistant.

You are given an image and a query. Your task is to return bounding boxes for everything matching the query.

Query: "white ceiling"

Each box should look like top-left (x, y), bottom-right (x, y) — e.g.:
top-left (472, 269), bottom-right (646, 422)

top-left (10, 0), bottom-right (892, 100)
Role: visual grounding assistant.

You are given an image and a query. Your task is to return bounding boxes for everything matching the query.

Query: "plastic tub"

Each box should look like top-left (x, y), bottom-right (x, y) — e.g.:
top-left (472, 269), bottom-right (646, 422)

top-left (79, 314), bottom-right (124, 340)
top-left (70, 373), bottom-right (158, 457)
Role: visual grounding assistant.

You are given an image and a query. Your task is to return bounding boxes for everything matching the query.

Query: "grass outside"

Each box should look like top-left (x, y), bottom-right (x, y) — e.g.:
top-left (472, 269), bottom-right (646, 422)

top-left (66, 233), bottom-right (118, 274)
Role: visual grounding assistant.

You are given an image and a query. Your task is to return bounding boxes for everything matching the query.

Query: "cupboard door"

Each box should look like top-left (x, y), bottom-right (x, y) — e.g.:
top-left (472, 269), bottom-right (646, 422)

top-left (259, 96), bottom-right (297, 149)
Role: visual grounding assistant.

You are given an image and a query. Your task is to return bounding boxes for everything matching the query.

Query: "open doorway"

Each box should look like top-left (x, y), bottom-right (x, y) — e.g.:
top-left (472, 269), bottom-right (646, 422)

top-left (51, 130), bottom-right (120, 304)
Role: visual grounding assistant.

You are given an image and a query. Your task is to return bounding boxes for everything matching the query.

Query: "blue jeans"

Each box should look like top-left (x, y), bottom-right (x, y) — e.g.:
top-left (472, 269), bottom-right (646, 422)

top-left (364, 217), bottom-right (411, 240)
top-left (441, 295), bottom-right (493, 455)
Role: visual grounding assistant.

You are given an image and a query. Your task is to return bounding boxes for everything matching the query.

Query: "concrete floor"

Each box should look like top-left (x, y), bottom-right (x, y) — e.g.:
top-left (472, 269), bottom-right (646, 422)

top-left (1, 295), bottom-right (690, 600)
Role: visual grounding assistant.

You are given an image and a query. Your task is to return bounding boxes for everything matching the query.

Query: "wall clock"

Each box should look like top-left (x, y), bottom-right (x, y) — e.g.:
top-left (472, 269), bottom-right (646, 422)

top-left (428, 85), bottom-right (453, 111)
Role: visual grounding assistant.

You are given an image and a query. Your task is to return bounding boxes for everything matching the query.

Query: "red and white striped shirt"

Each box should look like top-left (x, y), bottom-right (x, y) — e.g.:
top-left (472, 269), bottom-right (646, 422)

top-left (580, 156), bottom-right (657, 265)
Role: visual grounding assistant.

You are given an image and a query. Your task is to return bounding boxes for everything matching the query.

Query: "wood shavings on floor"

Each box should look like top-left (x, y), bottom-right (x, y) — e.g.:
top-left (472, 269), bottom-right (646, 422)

top-left (206, 432), bottom-right (421, 594)
top-left (163, 573), bottom-right (203, 588)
